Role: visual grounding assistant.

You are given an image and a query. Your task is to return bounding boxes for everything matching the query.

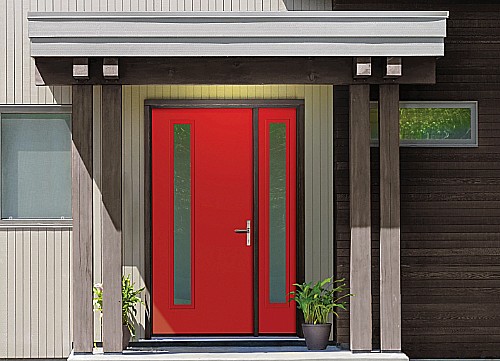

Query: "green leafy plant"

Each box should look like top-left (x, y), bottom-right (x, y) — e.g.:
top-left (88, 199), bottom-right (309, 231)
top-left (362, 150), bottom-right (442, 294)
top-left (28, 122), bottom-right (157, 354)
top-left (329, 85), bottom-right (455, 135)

top-left (288, 277), bottom-right (352, 324)
top-left (93, 275), bottom-right (145, 336)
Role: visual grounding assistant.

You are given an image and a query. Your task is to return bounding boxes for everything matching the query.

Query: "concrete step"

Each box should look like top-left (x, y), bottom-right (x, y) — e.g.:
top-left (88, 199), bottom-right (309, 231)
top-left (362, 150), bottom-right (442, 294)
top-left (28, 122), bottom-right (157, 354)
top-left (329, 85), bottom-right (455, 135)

top-left (68, 348), bottom-right (410, 361)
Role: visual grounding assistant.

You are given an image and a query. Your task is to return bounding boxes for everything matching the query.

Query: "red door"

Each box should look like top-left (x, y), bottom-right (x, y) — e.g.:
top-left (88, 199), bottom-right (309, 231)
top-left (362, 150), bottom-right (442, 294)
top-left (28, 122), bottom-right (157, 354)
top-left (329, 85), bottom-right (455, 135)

top-left (152, 107), bottom-right (296, 335)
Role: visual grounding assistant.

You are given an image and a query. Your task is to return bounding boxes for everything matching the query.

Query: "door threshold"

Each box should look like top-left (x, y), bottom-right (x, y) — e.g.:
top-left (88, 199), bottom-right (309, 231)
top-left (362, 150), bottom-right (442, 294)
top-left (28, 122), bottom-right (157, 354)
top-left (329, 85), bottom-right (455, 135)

top-left (131, 336), bottom-right (313, 348)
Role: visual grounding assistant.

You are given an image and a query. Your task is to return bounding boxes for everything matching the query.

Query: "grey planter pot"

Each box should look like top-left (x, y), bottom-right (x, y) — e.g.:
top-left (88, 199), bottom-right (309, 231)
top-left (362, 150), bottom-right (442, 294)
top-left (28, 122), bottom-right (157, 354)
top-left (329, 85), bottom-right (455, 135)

top-left (302, 323), bottom-right (331, 350)
top-left (122, 324), bottom-right (131, 350)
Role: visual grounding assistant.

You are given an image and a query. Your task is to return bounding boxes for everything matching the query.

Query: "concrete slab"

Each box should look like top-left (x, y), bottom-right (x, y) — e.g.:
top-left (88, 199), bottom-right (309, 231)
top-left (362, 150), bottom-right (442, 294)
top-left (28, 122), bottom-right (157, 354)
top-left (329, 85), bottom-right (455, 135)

top-left (68, 347), bottom-right (410, 361)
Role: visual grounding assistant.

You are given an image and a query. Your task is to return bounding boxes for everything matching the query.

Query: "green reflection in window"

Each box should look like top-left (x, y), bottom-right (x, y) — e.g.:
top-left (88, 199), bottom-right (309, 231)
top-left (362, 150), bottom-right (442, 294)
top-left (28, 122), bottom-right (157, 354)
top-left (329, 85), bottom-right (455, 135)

top-left (173, 123), bottom-right (192, 305)
top-left (269, 123), bottom-right (287, 304)
top-left (370, 106), bottom-right (472, 141)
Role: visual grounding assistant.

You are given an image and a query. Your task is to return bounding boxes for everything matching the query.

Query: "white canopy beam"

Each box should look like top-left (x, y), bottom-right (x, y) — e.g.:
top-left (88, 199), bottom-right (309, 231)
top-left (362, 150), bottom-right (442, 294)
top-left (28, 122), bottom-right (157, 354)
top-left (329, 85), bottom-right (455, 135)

top-left (28, 11), bottom-right (448, 58)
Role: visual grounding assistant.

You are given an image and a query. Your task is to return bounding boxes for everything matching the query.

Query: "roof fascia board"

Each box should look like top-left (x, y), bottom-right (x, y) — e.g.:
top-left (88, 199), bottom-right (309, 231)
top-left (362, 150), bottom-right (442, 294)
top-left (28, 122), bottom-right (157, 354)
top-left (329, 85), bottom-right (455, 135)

top-left (28, 11), bottom-right (449, 58)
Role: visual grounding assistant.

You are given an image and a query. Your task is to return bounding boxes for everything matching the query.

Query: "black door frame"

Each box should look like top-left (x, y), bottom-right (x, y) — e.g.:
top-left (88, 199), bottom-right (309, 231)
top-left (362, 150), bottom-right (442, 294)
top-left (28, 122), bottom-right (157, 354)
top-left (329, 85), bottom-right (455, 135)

top-left (144, 99), bottom-right (305, 338)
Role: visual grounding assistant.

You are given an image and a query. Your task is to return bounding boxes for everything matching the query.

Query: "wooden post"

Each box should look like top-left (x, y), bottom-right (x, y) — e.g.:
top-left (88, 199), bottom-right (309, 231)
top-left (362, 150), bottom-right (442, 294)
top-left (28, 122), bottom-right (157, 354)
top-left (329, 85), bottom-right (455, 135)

top-left (101, 85), bottom-right (123, 353)
top-left (72, 85), bottom-right (94, 354)
top-left (379, 84), bottom-right (402, 351)
top-left (349, 84), bottom-right (372, 352)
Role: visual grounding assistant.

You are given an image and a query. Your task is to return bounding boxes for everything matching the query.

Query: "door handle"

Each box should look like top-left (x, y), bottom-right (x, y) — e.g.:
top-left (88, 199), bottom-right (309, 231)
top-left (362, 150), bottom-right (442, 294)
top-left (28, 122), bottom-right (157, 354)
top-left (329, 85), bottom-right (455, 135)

top-left (234, 220), bottom-right (251, 247)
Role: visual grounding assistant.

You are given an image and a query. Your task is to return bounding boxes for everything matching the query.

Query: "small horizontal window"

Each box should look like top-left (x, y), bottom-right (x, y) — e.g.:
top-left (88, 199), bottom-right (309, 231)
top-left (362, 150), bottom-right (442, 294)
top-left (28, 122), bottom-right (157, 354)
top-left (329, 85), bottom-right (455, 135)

top-left (370, 101), bottom-right (478, 147)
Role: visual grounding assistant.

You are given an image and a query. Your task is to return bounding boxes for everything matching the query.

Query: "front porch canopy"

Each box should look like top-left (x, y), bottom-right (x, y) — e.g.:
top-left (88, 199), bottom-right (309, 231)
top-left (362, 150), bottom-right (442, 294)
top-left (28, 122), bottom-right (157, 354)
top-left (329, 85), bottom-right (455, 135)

top-left (27, 10), bottom-right (448, 357)
top-left (29, 11), bottom-right (447, 57)
top-left (29, 11), bottom-right (447, 85)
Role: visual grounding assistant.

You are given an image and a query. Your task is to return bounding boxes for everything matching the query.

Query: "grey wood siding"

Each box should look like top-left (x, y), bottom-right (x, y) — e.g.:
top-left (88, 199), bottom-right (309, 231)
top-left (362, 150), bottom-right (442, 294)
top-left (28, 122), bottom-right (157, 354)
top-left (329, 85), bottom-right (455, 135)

top-left (1, 1), bottom-right (73, 358)
top-left (0, 0), bottom-right (72, 105)
top-left (0, 228), bottom-right (72, 359)
top-left (333, 1), bottom-right (500, 358)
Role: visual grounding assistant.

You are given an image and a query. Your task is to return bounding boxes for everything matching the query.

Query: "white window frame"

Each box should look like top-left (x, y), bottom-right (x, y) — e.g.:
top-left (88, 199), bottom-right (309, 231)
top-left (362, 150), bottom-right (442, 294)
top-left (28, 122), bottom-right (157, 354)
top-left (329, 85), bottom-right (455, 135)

top-left (370, 100), bottom-right (478, 147)
top-left (0, 105), bottom-right (72, 228)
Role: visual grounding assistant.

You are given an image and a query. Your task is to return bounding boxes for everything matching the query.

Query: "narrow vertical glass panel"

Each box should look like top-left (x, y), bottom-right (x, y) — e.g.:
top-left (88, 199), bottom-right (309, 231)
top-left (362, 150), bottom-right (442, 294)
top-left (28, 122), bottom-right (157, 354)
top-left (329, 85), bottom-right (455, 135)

top-left (370, 106), bottom-right (379, 141)
top-left (1, 113), bottom-right (72, 219)
top-left (173, 123), bottom-right (192, 305)
top-left (269, 123), bottom-right (287, 304)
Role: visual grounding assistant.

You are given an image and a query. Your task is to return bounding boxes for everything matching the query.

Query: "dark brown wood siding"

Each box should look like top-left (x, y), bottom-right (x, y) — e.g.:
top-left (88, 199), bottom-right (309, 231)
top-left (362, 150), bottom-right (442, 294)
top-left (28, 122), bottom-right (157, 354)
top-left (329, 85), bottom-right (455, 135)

top-left (334, 1), bottom-right (500, 358)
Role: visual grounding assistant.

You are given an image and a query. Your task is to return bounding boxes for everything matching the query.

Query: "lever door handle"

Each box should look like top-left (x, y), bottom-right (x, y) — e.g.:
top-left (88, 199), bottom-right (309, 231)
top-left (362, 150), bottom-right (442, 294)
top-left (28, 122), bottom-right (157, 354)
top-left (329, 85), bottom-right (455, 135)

top-left (234, 220), bottom-right (251, 246)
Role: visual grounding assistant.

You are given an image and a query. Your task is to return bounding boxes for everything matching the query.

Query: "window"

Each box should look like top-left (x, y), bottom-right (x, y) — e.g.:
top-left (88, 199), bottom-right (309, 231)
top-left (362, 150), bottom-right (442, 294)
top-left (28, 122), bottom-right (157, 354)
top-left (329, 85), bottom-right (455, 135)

top-left (370, 101), bottom-right (478, 147)
top-left (0, 107), bottom-right (72, 221)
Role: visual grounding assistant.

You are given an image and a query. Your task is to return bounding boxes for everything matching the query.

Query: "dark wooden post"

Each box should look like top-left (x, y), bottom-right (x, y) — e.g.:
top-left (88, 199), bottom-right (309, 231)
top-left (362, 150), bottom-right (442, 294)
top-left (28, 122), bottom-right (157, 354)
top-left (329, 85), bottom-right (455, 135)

top-left (101, 85), bottom-right (123, 353)
top-left (379, 84), bottom-right (402, 351)
top-left (72, 85), bottom-right (94, 353)
top-left (349, 84), bottom-right (372, 352)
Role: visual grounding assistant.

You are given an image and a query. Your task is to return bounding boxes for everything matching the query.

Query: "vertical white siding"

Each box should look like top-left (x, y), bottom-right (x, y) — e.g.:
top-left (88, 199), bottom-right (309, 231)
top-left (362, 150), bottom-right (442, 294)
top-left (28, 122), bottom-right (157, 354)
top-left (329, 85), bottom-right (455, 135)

top-left (0, 7), bottom-right (75, 359)
top-left (38, 230), bottom-right (48, 358)
top-left (0, 228), bottom-right (72, 359)
top-left (0, 231), bottom-right (7, 357)
top-left (0, 0), bottom-right (72, 105)
top-left (101, 0), bottom-right (332, 12)
top-left (0, 0), bottom-right (6, 103)
top-left (6, 231), bottom-right (15, 358)
top-left (46, 230), bottom-right (56, 358)
top-left (61, 230), bottom-right (72, 357)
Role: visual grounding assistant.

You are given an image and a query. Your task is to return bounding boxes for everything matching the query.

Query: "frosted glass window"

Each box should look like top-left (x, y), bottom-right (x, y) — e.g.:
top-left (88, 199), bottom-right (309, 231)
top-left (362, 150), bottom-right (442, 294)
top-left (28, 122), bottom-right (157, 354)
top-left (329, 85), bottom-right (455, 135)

top-left (1, 113), bottom-right (71, 219)
top-left (173, 123), bottom-right (192, 305)
top-left (269, 123), bottom-right (287, 304)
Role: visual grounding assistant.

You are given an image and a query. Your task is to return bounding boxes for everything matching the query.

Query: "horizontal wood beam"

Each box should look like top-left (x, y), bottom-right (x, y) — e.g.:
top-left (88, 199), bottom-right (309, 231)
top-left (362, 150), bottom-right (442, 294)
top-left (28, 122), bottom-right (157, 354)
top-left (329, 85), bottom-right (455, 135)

top-left (34, 57), bottom-right (436, 86)
top-left (385, 57), bottom-right (402, 78)
top-left (354, 57), bottom-right (372, 78)
top-left (73, 58), bottom-right (89, 79)
top-left (103, 58), bottom-right (119, 79)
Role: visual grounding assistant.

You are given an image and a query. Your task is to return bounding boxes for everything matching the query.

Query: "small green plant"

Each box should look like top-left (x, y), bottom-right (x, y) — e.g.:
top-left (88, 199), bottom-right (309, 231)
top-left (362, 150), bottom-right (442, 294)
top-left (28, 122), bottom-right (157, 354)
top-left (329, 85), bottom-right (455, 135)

top-left (93, 275), bottom-right (145, 336)
top-left (288, 277), bottom-right (351, 324)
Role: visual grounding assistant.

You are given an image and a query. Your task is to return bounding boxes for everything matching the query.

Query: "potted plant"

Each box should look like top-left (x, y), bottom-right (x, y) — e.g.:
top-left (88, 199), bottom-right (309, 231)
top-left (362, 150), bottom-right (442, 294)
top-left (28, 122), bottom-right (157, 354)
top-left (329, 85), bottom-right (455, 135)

top-left (93, 275), bottom-right (145, 349)
top-left (289, 277), bottom-right (351, 350)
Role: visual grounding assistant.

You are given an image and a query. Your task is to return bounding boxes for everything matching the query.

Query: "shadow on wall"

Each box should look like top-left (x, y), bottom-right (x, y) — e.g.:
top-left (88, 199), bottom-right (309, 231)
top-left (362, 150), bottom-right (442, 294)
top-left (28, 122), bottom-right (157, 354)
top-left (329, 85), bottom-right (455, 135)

top-left (50, 86), bottom-right (69, 105)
